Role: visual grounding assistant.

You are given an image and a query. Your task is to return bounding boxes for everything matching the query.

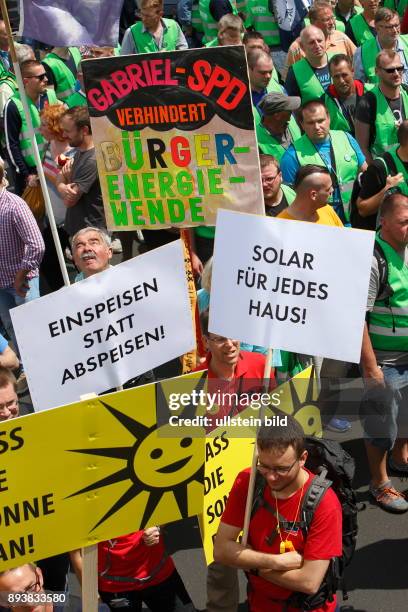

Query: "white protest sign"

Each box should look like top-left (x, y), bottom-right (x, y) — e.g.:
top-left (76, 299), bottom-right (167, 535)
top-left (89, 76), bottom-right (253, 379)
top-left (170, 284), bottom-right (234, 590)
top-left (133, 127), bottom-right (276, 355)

top-left (209, 210), bottom-right (375, 363)
top-left (11, 240), bottom-right (195, 411)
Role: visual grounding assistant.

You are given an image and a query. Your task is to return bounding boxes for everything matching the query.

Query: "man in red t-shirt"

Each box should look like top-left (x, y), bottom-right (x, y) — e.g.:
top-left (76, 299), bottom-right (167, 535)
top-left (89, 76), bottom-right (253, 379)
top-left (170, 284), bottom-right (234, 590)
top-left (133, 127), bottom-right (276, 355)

top-left (197, 310), bottom-right (275, 612)
top-left (214, 415), bottom-right (342, 612)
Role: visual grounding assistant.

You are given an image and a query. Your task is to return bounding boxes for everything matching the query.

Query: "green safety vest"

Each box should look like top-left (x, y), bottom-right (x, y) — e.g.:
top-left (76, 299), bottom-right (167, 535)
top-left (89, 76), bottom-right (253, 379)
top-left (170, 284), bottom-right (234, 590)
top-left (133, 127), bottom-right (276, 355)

top-left (377, 145), bottom-right (408, 195)
top-left (256, 115), bottom-right (301, 160)
top-left (383, 0), bottom-right (408, 18)
top-left (199, 0), bottom-right (238, 44)
top-left (370, 85), bottom-right (408, 157)
top-left (0, 71), bottom-right (17, 98)
top-left (10, 88), bottom-right (58, 167)
top-left (361, 36), bottom-right (408, 84)
top-left (292, 58), bottom-right (329, 104)
top-left (368, 234), bottom-right (408, 352)
top-left (191, 1), bottom-right (204, 33)
top-left (42, 47), bottom-right (81, 107)
top-left (292, 130), bottom-right (359, 222)
top-left (246, 0), bottom-right (280, 48)
top-left (349, 13), bottom-right (375, 47)
top-left (130, 19), bottom-right (179, 52)
top-left (324, 83), bottom-right (373, 133)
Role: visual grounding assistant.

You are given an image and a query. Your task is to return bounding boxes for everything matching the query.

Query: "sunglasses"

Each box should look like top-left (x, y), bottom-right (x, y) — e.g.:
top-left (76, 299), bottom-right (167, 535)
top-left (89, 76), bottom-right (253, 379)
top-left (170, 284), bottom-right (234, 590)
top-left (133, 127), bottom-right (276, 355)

top-left (27, 73), bottom-right (47, 81)
top-left (380, 66), bottom-right (404, 74)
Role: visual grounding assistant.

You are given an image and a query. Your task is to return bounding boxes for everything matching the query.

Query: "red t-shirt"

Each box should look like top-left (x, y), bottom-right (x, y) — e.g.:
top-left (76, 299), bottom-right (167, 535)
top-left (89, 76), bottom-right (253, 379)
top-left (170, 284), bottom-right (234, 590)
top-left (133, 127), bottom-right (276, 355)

top-left (194, 351), bottom-right (275, 429)
top-left (98, 531), bottom-right (175, 592)
top-left (221, 468), bottom-right (342, 612)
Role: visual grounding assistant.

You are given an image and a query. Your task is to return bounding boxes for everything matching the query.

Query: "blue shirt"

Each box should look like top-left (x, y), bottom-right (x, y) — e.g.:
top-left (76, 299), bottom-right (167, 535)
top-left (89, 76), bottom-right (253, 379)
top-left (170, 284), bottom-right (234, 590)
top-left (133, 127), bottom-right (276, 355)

top-left (280, 132), bottom-right (365, 223)
top-left (0, 332), bottom-right (8, 354)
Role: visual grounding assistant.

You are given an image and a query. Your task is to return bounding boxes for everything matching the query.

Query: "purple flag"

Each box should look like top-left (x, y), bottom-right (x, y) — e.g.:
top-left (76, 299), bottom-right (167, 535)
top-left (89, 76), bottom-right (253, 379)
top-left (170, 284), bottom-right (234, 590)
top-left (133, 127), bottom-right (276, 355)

top-left (19, 0), bottom-right (125, 47)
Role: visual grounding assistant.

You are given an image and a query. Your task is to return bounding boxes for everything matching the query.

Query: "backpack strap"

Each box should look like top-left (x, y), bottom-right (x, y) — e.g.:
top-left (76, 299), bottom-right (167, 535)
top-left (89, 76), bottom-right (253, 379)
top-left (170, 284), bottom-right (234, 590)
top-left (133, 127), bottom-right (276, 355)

top-left (373, 240), bottom-right (393, 302)
top-left (300, 469), bottom-right (332, 536)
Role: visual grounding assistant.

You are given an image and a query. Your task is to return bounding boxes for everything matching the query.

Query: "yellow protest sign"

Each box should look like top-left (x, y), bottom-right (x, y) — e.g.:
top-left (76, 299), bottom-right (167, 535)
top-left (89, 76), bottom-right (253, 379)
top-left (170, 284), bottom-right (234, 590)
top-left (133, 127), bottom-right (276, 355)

top-left (0, 373), bottom-right (205, 571)
top-left (200, 430), bottom-right (254, 564)
top-left (277, 366), bottom-right (322, 437)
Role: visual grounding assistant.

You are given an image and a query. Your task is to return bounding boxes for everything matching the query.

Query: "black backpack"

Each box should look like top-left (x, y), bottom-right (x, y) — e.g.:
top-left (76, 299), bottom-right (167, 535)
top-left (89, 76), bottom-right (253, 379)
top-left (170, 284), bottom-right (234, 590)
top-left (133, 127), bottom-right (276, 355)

top-left (250, 437), bottom-right (358, 610)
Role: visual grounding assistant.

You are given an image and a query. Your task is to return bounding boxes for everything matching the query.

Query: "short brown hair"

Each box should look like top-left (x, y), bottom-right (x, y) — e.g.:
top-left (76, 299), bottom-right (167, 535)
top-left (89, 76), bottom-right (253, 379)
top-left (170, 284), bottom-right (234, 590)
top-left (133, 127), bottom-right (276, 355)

top-left (20, 59), bottom-right (42, 78)
top-left (375, 7), bottom-right (398, 24)
top-left (0, 367), bottom-right (17, 392)
top-left (376, 49), bottom-right (399, 69)
top-left (259, 154), bottom-right (280, 172)
top-left (308, 1), bottom-right (333, 22)
top-left (257, 412), bottom-right (305, 458)
top-left (62, 106), bottom-right (92, 133)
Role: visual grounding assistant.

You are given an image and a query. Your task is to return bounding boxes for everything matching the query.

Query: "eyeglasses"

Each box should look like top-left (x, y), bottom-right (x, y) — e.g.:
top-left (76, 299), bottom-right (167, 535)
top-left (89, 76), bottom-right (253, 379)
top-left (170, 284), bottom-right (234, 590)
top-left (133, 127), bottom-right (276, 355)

top-left (24, 568), bottom-right (42, 593)
top-left (261, 174), bottom-right (279, 184)
top-left (380, 23), bottom-right (400, 30)
top-left (256, 458), bottom-right (298, 476)
top-left (27, 73), bottom-right (47, 81)
top-left (0, 397), bottom-right (18, 414)
top-left (380, 65), bottom-right (404, 74)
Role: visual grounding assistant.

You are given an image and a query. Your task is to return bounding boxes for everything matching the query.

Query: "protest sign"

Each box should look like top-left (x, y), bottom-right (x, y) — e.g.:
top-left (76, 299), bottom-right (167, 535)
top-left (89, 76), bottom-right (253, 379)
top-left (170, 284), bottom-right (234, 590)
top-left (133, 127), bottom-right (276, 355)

top-left (11, 240), bottom-right (194, 411)
top-left (0, 375), bottom-right (205, 572)
top-left (210, 210), bottom-right (375, 363)
top-left (81, 47), bottom-right (264, 230)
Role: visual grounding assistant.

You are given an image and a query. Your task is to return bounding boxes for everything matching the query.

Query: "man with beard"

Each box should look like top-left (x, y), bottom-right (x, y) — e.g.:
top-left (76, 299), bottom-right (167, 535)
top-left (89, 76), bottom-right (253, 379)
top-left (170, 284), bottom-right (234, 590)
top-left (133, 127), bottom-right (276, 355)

top-left (57, 106), bottom-right (106, 239)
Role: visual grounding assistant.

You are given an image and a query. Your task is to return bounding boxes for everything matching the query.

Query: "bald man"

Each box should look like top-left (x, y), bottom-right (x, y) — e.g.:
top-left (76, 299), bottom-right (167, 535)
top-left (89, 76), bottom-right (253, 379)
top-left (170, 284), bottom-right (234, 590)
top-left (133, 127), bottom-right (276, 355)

top-left (285, 26), bottom-right (332, 104)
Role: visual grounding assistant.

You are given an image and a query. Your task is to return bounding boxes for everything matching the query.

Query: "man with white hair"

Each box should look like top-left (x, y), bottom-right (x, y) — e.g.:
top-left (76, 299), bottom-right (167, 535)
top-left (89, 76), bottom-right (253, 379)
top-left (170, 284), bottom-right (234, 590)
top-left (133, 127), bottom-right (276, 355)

top-left (71, 226), bottom-right (112, 280)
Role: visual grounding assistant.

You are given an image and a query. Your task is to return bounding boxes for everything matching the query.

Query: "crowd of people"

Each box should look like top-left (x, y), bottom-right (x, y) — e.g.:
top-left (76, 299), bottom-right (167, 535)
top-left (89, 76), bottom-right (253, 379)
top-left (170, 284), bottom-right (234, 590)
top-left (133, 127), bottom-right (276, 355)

top-left (0, 0), bottom-right (407, 611)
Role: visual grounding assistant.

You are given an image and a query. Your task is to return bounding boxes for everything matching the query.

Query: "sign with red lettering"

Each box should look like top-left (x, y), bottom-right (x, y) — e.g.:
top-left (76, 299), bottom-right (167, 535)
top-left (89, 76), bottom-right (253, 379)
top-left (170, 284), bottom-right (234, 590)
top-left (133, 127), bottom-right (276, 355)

top-left (82, 47), bottom-right (264, 230)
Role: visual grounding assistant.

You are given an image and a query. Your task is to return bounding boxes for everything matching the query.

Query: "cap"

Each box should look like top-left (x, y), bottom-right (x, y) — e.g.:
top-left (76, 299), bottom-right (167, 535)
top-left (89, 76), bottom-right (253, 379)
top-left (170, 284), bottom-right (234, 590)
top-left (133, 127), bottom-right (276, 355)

top-left (258, 92), bottom-right (301, 115)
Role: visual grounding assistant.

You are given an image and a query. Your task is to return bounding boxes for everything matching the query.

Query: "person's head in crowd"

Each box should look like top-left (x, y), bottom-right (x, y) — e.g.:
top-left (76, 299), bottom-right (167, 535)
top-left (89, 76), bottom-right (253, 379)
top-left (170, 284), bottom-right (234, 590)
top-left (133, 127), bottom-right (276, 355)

top-left (375, 49), bottom-right (404, 89)
top-left (0, 367), bottom-right (18, 421)
top-left (294, 164), bottom-right (333, 208)
top-left (14, 42), bottom-right (35, 64)
top-left (257, 412), bottom-right (307, 492)
top-left (360, 0), bottom-right (380, 17)
top-left (380, 193), bottom-right (408, 250)
top-left (200, 310), bottom-right (240, 368)
top-left (50, 47), bottom-right (72, 59)
top-left (260, 154), bottom-right (283, 205)
top-left (139, 0), bottom-right (163, 31)
top-left (258, 92), bottom-right (301, 136)
top-left (329, 54), bottom-right (356, 98)
top-left (20, 60), bottom-right (48, 99)
top-left (299, 25), bottom-right (326, 63)
top-left (247, 49), bottom-right (274, 92)
top-left (0, 158), bottom-right (8, 189)
top-left (89, 46), bottom-right (115, 58)
top-left (201, 257), bottom-right (213, 294)
top-left (308, 1), bottom-right (336, 38)
top-left (375, 8), bottom-right (400, 47)
top-left (216, 14), bottom-right (244, 46)
top-left (397, 119), bottom-right (408, 150)
top-left (337, 0), bottom-right (355, 16)
top-left (72, 227), bottom-right (113, 278)
top-left (60, 106), bottom-right (92, 149)
top-left (0, 564), bottom-right (47, 612)
top-left (243, 30), bottom-right (269, 53)
top-left (0, 20), bottom-right (8, 51)
top-left (300, 100), bottom-right (331, 143)
top-left (39, 103), bottom-right (68, 142)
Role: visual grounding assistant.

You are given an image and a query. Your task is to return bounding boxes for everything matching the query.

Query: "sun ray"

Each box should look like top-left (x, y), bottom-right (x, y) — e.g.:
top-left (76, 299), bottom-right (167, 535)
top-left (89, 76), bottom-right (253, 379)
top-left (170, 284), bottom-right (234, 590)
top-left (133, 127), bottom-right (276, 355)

top-left (91, 481), bottom-right (146, 531)
top-left (100, 401), bottom-right (153, 437)
top-left (68, 447), bottom-right (132, 460)
top-left (65, 467), bottom-right (131, 499)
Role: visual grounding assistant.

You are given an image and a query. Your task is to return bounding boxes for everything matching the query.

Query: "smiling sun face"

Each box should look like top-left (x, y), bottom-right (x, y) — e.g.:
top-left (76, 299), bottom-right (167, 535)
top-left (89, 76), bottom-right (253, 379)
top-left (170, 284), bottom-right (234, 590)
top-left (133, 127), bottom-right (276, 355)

top-left (66, 376), bottom-right (207, 532)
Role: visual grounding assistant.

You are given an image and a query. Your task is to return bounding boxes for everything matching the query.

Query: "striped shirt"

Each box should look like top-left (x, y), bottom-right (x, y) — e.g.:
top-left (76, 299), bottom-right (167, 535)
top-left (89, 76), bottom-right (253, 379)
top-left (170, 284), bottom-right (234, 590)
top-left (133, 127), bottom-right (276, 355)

top-left (0, 187), bottom-right (45, 288)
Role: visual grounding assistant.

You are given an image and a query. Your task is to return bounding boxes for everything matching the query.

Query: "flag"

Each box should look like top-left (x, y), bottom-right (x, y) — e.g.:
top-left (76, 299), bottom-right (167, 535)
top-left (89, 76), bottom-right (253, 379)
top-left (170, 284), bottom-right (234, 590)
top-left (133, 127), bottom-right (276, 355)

top-left (19, 0), bottom-right (125, 47)
top-left (269, 0), bottom-right (311, 52)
